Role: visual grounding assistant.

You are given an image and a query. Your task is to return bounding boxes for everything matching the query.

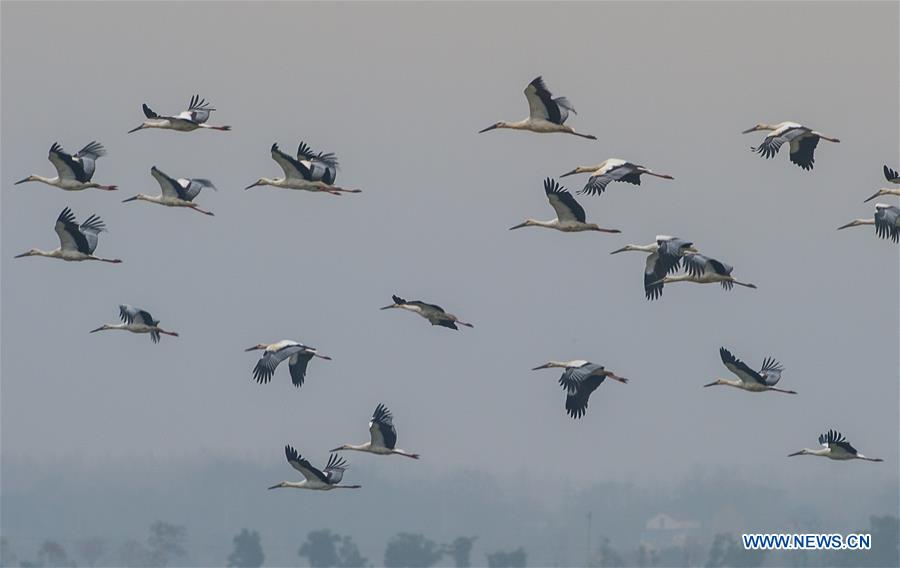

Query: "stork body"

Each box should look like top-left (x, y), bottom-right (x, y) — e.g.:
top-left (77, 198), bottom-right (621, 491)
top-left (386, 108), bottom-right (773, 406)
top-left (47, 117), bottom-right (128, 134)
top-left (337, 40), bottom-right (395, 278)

top-left (15, 142), bottom-right (116, 191)
top-left (245, 143), bottom-right (360, 194)
top-left (14, 207), bottom-right (121, 263)
top-left (789, 430), bottom-right (883, 462)
top-left (128, 95), bottom-right (230, 133)
top-left (705, 347), bottom-right (795, 394)
top-left (742, 121), bottom-right (839, 170)
top-left (268, 446), bottom-right (361, 490)
top-left (479, 76), bottom-right (596, 139)
top-left (90, 305), bottom-right (178, 343)
top-left (610, 235), bottom-right (697, 300)
top-left (837, 203), bottom-right (900, 242)
top-left (332, 403), bottom-right (420, 459)
top-left (532, 360), bottom-right (628, 419)
top-left (380, 295), bottom-right (473, 330)
top-left (509, 178), bottom-right (620, 233)
top-left (654, 253), bottom-right (757, 290)
top-left (245, 340), bottom-right (331, 388)
top-left (122, 166), bottom-right (217, 216)
top-left (561, 158), bottom-right (674, 196)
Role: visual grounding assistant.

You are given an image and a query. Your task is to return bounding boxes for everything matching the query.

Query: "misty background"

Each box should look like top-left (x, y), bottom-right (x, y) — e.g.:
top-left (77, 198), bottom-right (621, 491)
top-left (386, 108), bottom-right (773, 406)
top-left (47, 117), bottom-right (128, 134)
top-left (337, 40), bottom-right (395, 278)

top-left (2, 1), bottom-right (898, 566)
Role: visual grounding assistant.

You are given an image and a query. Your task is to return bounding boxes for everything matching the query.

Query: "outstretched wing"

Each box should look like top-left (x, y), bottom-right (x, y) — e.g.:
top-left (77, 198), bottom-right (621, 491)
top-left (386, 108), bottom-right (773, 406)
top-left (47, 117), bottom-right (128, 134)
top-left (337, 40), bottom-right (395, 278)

top-left (151, 166), bottom-right (188, 200)
top-left (719, 347), bottom-right (765, 385)
top-left (284, 446), bottom-right (328, 483)
top-left (48, 143), bottom-right (89, 182)
top-left (884, 165), bottom-right (900, 183)
top-left (758, 357), bottom-right (784, 385)
top-left (558, 363), bottom-right (603, 393)
top-left (178, 94), bottom-right (215, 123)
top-left (788, 135), bottom-right (819, 170)
top-left (287, 350), bottom-right (314, 388)
top-left (270, 143), bottom-right (311, 180)
top-left (565, 376), bottom-right (603, 419)
top-left (874, 206), bottom-right (900, 242)
top-left (544, 178), bottom-right (586, 223)
top-left (118, 304), bottom-right (156, 326)
top-left (369, 403), bottom-right (398, 449)
top-left (643, 252), bottom-right (668, 301)
top-left (297, 141), bottom-right (339, 169)
top-left (524, 76), bottom-right (573, 125)
top-left (72, 141), bottom-right (106, 181)
top-left (323, 453), bottom-right (348, 484)
top-left (252, 344), bottom-right (305, 385)
top-left (818, 429), bottom-right (857, 455)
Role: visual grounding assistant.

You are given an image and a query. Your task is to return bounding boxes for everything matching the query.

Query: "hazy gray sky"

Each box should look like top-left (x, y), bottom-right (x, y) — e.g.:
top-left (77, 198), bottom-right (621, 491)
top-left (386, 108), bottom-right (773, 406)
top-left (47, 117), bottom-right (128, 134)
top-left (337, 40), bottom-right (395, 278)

top-left (2, 0), bottom-right (897, 513)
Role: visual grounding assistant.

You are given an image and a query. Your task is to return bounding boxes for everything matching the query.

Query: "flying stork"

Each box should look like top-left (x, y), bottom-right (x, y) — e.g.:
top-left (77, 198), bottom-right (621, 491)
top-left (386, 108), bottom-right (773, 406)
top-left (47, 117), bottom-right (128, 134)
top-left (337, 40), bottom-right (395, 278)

top-left (651, 253), bottom-right (757, 290)
top-left (788, 430), bottom-right (883, 462)
top-left (610, 236), bottom-right (698, 300)
top-left (90, 305), bottom-right (179, 343)
top-left (532, 360), bottom-right (628, 419)
top-left (268, 446), bottom-right (362, 490)
top-left (742, 122), bottom-right (839, 170)
top-left (128, 95), bottom-right (231, 133)
top-left (244, 340), bottom-right (332, 388)
top-left (14, 207), bottom-right (121, 263)
top-left (122, 166), bottom-right (217, 216)
top-left (478, 76), bottom-right (596, 139)
top-left (560, 159), bottom-right (674, 197)
top-left (509, 178), bottom-right (621, 233)
top-left (380, 295), bottom-right (473, 330)
top-left (704, 347), bottom-right (796, 394)
top-left (837, 203), bottom-right (900, 242)
top-left (864, 165), bottom-right (900, 202)
top-left (15, 142), bottom-right (117, 191)
top-left (332, 403), bottom-right (420, 459)
top-left (245, 143), bottom-right (361, 194)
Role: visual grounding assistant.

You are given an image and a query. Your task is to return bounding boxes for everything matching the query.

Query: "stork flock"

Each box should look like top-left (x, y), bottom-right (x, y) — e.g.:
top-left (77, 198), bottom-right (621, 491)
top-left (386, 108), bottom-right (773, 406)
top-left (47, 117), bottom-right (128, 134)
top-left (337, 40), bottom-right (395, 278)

top-left (11, 78), bottom-right (889, 493)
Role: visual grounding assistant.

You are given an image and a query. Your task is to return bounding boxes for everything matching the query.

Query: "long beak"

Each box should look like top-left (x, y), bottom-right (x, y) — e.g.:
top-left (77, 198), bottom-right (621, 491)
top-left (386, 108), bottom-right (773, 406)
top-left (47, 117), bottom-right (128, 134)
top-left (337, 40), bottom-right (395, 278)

top-left (127, 125), bottom-right (144, 134)
top-left (509, 222), bottom-right (528, 230)
top-left (14, 177), bottom-right (30, 185)
top-left (267, 483), bottom-right (282, 490)
top-left (741, 127), bottom-right (758, 134)
top-left (89, 326), bottom-right (105, 333)
top-left (244, 182), bottom-right (260, 190)
top-left (244, 346), bottom-right (260, 352)
top-left (379, 304), bottom-right (397, 310)
top-left (559, 169), bottom-right (578, 178)
top-left (863, 191), bottom-right (882, 203)
top-left (702, 381), bottom-right (719, 388)
top-left (13, 252), bottom-right (30, 258)
top-left (122, 196), bottom-right (139, 203)
top-left (478, 124), bottom-right (498, 134)
top-left (836, 222), bottom-right (855, 231)
top-left (532, 363), bottom-right (550, 370)
top-left (610, 246), bottom-right (628, 254)
top-left (330, 446), bottom-right (343, 452)
top-left (787, 451), bottom-right (804, 457)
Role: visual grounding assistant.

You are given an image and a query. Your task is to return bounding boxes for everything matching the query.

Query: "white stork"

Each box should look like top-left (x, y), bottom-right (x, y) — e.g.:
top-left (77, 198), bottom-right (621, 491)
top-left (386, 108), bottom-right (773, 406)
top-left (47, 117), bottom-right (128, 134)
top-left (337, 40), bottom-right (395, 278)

top-left (532, 360), bottom-right (628, 419)
top-left (245, 143), bottom-right (361, 194)
top-left (14, 207), bottom-right (121, 263)
top-left (863, 165), bottom-right (900, 202)
top-left (610, 236), bottom-right (698, 300)
top-left (509, 178), bottom-right (621, 233)
top-left (90, 305), bottom-right (179, 343)
top-left (15, 142), bottom-right (117, 191)
top-left (704, 347), bottom-right (795, 394)
top-left (837, 203), bottom-right (900, 242)
top-left (789, 430), bottom-right (883, 462)
top-left (380, 295), bottom-right (473, 330)
top-left (128, 95), bottom-right (231, 133)
top-left (651, 253), bottom-right (757, 290)
top-left (268, 446), bottom-right (361, 490)
top-left (244, 340), bottom-right (332, 388)
top-left (742, 122), bottom-right (839, 170)
top-left (478, 76), bottom-right (596, 139)
top-left (332, 403), bottom-right (420, 459)
top-left (122, 166), bottom-right (217, 216)
top-left (560, 159), bottom-right (674, 197)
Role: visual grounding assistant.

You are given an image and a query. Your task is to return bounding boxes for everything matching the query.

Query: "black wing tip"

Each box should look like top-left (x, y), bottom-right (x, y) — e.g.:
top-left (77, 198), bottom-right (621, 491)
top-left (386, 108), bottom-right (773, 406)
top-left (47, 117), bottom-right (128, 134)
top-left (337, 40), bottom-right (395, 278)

top-left (391, 294), bottom-right (405, 304)
top-left (285, 445), bottom-right (299, 461)
top-left (142, 103), bottom-right (157, 118)
top-left (719, 347), bottom-right (735, 363)
top-left (543, 177), bottom-right (562, 193)
top-left (884, 165), bottom-right (898, 181)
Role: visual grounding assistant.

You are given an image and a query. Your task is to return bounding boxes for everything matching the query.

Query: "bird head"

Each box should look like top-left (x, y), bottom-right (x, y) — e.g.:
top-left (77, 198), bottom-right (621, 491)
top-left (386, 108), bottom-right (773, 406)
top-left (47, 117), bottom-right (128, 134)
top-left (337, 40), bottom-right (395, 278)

top-left (330, 444), bottom-right (349, 452)
top-left (741, 123), bottom-right (770, 134)
top-left (244, 344), bottom-right (267, 352)
top-left (121, 195), bottom-right (144, 203)
top-left (267, 482), bottom-right (287, 490)
top-left (13, 248), bottom-right (39, 258)
top-left (478, 122), bottom-right (504, 134)
top-left (13, 175), bottom-right (36, 185)
top-left (787, 449), bottom-right (809, 457)
top-left (703, 379), bottom-right (725, 388)
top-left (559, 166), bottom-right (592, 178)
top-left (245, 178), bottom-right (265, 190)
top-left (864, 189), bottom-right (889, 203)
top-left (89, 325), bottom-right (111, 333)
top-left (508, 220), bottom-right (535, 230)
top-left (532, 362), bottom-right (555, 370)
top-left (127, 123), bottom-right (147, 134)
